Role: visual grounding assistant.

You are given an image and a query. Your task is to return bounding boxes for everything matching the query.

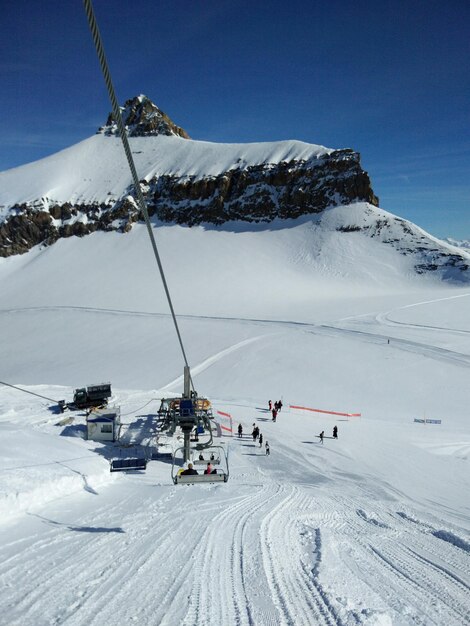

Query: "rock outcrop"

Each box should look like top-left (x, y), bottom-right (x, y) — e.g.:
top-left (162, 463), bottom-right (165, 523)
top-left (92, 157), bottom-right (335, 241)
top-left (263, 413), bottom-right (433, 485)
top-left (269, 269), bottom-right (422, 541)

top-left (99, 95), bottom-right (190, 138)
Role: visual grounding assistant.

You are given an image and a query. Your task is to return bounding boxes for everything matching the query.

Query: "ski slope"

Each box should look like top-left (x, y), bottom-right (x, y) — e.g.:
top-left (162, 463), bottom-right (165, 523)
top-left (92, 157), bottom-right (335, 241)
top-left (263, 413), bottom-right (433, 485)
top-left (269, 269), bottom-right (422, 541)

top-left (0, 221), bottom-right (469, 625)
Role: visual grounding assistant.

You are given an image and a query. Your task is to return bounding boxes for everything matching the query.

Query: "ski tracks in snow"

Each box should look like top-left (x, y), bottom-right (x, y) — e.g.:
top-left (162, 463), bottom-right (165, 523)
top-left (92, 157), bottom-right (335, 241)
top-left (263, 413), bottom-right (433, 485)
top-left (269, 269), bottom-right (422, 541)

top-left (259, 484), bottom-right (343, 626)
top-left (0, 463), bottom-right (469, 625)
top-left (315, 324), bottom-right (470, 368)
top-left (180, 484), bottom-right (281, 626)
top-left (158, 335), bottom-right (269, 395)
top-left (313, 493), bottom-right (470, 625)
top-left (174, 483), bottom-right (470, 626)
top-left (180, 481), bottom-right (350, 626)
top-left (314, 292), bottom-right (470, 368)
top-left (376, 292), bottom-right (470, 337)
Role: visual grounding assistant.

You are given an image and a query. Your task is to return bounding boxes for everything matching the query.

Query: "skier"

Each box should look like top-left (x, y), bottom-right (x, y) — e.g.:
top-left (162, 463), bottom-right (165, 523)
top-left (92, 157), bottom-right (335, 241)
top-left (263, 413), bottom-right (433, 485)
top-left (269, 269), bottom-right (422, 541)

top-left (259, 433), bottom-right (263, 448)
top-left (252, 426), bottom-right (257, 442)
top-left (265, 441), bottom-right (270, 455)
top-left (254, 426), bottom-right (260, 440)
top-left (238, 423), bottom-right (243, 438)
top-left (204, 462), bottom-right (213, 475)
top-left (268, 400), bottom-right (272, 411)
top-left (278, 399), bottom-right (283, 412)
top-left (272, 408), bottom-right (277, 422)
top-left (319, 431), bottom-right (324, 444)
top-left (333, 425), bottom-right (338, 439)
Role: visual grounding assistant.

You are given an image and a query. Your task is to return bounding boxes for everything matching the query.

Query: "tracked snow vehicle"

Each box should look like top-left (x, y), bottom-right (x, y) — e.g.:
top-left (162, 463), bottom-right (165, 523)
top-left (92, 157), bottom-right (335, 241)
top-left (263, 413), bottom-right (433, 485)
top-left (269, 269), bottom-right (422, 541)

top-left (71, 383), bottom-right (112, 409)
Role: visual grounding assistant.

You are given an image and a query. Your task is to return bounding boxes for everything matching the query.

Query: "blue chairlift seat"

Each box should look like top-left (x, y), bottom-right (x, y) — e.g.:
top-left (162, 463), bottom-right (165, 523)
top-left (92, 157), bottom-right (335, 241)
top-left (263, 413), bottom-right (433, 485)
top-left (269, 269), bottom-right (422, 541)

top-left (110, 458), bottom-right (147, 472)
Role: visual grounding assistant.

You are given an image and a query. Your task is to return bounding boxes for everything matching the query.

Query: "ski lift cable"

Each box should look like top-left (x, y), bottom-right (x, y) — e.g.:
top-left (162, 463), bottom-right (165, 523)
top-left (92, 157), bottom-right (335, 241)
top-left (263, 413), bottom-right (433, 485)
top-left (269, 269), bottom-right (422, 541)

top-left (83, 0), bottom-right (194, 393)
top-left (119, 398), bottom-right (160, 417)
top-left (0, 380), bottom-right (59, 404)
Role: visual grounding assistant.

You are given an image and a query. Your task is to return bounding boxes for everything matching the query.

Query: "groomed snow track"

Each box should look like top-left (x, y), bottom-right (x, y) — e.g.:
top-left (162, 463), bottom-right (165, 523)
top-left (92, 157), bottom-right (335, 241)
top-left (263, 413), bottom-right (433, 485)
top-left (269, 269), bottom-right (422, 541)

top-left (1, 433), bottom-right (469, 626)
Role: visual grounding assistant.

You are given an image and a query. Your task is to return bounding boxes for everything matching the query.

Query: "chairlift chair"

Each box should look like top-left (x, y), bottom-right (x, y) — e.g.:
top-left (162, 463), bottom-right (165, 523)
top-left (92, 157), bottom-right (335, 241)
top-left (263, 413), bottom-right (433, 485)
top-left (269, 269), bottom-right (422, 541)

top-left (171, 445), bottom-right (229, 484)
top-left (192, 449), bottom-right (221, 466)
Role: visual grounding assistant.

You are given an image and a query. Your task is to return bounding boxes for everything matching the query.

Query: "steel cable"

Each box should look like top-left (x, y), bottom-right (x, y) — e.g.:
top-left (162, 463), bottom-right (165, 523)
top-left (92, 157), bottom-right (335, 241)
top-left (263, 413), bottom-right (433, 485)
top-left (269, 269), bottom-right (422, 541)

top-left (0, 380), bottom-right (59, 403)
top-left (83, 0), bottom-right (193, 391)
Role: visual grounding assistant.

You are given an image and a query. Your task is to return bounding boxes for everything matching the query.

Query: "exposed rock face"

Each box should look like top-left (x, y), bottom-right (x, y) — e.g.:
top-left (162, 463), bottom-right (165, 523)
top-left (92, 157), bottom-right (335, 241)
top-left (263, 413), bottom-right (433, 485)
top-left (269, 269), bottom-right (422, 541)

top-left (143, 149), bottom-right (378, 225)
top-left (0, 207), bottom-right (59, 256)
top-left (0, 203), bottom-right (107, 256)
top-left (0, 148), bottom-right (378, 257)
top-left (99, 95), bottom-right (190, 139)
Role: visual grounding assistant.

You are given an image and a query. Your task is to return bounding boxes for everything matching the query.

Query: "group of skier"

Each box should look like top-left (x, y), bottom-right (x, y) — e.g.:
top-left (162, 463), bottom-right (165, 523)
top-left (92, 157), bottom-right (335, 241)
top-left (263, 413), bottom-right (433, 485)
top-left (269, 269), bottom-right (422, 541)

top-left (237, 422), bottom-right (270, 455)
top-left (318, 425), bottom-right (338, 444)
top-left (236, 398), bottom-right (338, 458)
top-left (268, 399), bottom-right (282, 422)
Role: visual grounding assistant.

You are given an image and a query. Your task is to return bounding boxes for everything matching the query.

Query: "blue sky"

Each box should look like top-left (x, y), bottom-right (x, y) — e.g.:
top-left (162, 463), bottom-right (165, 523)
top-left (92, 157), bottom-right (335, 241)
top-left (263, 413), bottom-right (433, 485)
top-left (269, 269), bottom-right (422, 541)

top-left (1, 0), bottom-right (469, 239)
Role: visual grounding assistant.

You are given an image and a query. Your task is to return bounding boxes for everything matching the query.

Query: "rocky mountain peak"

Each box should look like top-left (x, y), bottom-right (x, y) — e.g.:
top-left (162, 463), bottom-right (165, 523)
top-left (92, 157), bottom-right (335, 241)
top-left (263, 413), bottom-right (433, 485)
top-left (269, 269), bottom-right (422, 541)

top-left (99, 95), bottom-right (190, 139)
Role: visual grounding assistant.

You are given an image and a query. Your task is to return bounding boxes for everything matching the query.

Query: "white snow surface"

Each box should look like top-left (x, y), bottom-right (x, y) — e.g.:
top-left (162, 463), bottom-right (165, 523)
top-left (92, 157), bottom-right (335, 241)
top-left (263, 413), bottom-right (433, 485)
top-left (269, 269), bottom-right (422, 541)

top-left (0, 215), bottom-right (469, 626)
top-left (0, 134), bottom-right (333, 211)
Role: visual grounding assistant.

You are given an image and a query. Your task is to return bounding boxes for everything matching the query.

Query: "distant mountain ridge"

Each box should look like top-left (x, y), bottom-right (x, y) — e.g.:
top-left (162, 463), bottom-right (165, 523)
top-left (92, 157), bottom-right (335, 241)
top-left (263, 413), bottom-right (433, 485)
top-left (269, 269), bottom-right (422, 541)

top-left (0, 96), bottom-right (468, 283)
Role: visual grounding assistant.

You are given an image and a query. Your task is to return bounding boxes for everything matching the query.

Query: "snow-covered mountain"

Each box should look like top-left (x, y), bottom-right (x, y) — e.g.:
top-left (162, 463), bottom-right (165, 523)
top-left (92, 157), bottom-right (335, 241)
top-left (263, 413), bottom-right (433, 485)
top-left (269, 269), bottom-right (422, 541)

top-left (0, 95), bottom-right (469, 284)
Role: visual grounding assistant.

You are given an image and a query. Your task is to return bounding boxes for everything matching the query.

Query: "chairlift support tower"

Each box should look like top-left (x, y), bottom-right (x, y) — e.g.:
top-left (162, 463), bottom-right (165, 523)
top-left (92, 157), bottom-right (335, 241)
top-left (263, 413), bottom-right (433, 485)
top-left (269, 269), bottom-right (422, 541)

top-left (183, 366), bottom-right (191, 399)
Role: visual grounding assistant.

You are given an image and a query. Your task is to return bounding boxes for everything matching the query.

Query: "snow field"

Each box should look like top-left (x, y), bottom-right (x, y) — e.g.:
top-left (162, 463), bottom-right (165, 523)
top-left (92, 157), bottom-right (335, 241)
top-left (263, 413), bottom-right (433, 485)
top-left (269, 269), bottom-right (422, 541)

top-left (0, 218), bottom-right (469, 625)
top-left (0, 415), bottom-right (468, 625)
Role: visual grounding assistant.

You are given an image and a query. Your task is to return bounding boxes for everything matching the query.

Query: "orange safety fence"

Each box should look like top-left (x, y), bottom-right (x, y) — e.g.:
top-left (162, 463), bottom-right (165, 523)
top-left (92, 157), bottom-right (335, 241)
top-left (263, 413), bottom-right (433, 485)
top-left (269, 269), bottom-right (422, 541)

top-left (289, 405), bottom-right (361, 418)
top-left (216, 410), bottom-right (233, 436)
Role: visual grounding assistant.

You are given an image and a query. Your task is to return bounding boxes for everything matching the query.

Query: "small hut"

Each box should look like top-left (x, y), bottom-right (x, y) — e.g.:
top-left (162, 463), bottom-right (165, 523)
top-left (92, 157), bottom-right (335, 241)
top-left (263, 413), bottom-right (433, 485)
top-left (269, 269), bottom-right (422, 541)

top-left (86, 406), bottom-right (120, 442)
